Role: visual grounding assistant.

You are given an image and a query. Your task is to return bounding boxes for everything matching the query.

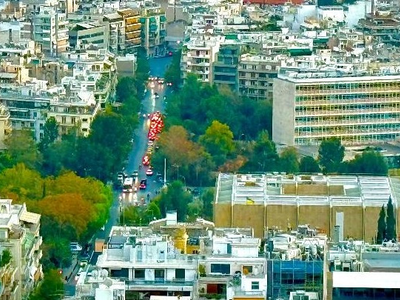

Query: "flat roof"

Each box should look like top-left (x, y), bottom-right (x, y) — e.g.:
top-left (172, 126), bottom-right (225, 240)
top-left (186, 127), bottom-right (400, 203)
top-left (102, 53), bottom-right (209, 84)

top-left (332, 271), bottom-right (400, 288)
top-left (215, 174), bottom-right (398, 207)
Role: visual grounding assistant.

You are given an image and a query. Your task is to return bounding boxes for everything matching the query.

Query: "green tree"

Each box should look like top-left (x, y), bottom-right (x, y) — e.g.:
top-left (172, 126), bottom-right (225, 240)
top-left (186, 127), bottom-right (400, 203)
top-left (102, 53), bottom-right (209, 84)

top-left (0, 249), bottom-right (11, 267)
top-left (318, 137), bottom-right (344, 173)
top-left (244, 131), bottom-right (279, 171)
top-left (199, 121), bottom-right (235, 166)
top-left (386, 197), bottom-right (396, 241)
top-left (279, 147), bottom-right (299, 174)
top-left (30, 269), bottom-right (64, 300)
top-left (299, 156), bottom-right (321, 173)
top-left (348, 150), bottom-right (388, 175)
top-left (157, 181), bottom-right (192, 221)
top-left (201, 188), bottom-right (214, 220)
top-left (116, 77), bottom-right (138, 101)
top-left (4, 129), bottom-right (42, 169)
top-left (377, 205), bottom-right (386, 244)
top-left (164, 50), bottom-right (182, 89)
top-left (39, 117), bottom-right (59, 151)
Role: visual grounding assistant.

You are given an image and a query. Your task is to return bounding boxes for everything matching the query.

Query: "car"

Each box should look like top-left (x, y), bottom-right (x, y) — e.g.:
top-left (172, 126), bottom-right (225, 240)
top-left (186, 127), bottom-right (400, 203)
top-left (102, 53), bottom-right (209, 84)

top-left (167, 82), bottom-right (173, 86)
top-left (140, 179), bottom-right (147, 190)
top-left (132, 170), bottom-right (139, 178)
top-left (70, 242), bottom-right (83, 252)
top-left (117, 172), bottom-right (124, 182)
top-left (158, 78), bottom-right (165, 84)
top-left (142, 155), bottom-right (150, 166)
top-left (146, 168), bottom-right (153, 176)
top-left (80, 259), bottom-right (88, 267)
top-left (154, 92), bottom-right (159, 99)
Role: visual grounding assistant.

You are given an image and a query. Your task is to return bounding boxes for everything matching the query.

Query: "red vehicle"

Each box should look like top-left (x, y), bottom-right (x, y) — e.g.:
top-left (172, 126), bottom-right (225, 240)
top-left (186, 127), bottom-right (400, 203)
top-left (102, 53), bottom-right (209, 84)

top-left (140, 179), bottom-right (147, 190)
top-left (142, 155), bottom-right (150, 166)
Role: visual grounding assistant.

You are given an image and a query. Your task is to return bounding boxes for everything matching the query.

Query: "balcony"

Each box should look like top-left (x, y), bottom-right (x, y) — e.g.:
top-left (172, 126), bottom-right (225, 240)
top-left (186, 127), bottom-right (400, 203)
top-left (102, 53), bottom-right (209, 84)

top-left (126, 279), bottom-right (194, 291)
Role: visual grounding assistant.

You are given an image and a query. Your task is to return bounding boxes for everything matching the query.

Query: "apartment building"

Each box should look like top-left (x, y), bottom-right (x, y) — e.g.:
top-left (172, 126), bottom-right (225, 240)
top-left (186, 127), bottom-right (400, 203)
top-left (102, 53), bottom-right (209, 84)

top-left (96, 226), bottom-right (197, 299)
top-left (0, 199), bottom-right (42, 300)
top-left (238, 53), bottom-right (279, 101)
top-left (326, 240), bottom-right (400, 300)
top-left (0, 82), bottom-right (50, 142)
top-left (47, 90), bottom-right (100, 136)
top-left (0, 103), bottom-right (11, 150)
top-left (273, 67), bottom-right (400, 147)
top-left (181, 35), bottom-right (221, 83)
top-left (118, 9), bottom-right (141, 52)
top-left (213, 44), bottom-right (240, 92)
top-left (213, 173), bottom-right (400, 242)
top-left (32, 6), bottom-right (69, 56)
top-left (103, 13), bottom-right (125, 54)
top-left (140, 4), bottom-right (167, 57)
top-left (69, 23), bottom-right (106, 50)
top-left (195, 228), bottom-right (267, 300)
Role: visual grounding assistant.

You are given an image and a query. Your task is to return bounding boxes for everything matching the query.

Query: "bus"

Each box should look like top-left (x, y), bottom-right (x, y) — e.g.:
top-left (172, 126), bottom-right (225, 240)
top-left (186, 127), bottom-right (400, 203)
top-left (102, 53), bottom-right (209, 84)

top-left (123, 177), bottom-right (135, 193)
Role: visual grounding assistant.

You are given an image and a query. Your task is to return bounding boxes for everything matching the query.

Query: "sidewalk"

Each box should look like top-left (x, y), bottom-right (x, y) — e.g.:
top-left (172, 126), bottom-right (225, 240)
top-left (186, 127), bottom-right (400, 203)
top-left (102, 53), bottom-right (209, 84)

top-left (63, 255), bottom-right (79, 283)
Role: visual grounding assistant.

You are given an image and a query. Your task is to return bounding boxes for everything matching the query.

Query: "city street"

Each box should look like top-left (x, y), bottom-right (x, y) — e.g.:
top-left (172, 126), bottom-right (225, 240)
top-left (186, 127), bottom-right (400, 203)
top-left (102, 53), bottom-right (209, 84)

top-left (64, 56), bottom-right (172, 296)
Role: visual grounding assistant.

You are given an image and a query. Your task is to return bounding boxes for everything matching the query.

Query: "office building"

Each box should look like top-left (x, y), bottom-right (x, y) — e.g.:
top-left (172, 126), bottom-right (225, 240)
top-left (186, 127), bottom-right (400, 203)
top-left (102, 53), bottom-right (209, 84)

top-left (273, 67), bottom-right (400, 146)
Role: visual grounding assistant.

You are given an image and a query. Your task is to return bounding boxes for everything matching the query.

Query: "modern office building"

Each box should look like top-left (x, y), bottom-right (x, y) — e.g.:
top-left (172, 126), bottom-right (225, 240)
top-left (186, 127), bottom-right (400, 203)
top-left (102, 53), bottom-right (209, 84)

top-left (273, 67), bottom-right (400, 147)
top-left (213, 44), bottom-right (240, 92)
top-left (140, 4), bottom-right (167, 57)
top-left (213, 173), bottom-right (400, 242)
top-left (0, 199), bottom-right (42, 300)
top-left (32, 6), bottom-right (69, 56)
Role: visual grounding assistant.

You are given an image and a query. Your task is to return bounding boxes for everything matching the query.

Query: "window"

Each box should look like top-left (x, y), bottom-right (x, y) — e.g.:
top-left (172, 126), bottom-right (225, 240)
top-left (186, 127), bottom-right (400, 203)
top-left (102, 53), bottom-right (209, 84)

top-left (134, 269), bottom-right (145, 279)
top-left (251, 281), bottom-right (259, 290)
top-left (175, 269), bottom-right (185, 279)
top-left (155, 269), bottom-right (164, 280)
top-left (210, 264), bottom-right (230, 274)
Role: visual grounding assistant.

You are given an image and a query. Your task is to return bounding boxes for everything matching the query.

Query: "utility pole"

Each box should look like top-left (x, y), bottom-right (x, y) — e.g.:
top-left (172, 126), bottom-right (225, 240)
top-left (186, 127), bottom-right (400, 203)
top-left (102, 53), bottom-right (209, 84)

top-left (163, 158), bottom-right (167, 188)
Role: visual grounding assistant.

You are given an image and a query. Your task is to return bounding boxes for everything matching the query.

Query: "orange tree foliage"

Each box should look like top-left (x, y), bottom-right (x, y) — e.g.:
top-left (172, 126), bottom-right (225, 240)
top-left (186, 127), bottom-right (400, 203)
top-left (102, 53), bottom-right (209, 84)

top-left (37, 193), bottom-right (94, 239)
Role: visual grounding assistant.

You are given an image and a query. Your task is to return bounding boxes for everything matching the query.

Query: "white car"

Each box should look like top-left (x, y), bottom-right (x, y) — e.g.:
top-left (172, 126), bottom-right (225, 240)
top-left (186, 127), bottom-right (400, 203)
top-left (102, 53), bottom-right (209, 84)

top-left (146, 168), bottom-right (153, 176)
top-left (70, 242), bottom-right (82, 252)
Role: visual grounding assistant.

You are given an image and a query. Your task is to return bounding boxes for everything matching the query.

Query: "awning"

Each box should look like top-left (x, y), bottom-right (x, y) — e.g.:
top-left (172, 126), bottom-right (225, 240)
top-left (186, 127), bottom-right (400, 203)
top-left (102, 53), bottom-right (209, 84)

top-left (20, 211), bottom-right (41, 224)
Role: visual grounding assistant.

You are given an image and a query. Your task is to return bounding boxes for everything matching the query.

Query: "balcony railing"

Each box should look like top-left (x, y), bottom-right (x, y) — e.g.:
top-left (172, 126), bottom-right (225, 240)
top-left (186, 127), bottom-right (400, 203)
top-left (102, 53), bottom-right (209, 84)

top-left (127, 279), bottom-right (194, 286)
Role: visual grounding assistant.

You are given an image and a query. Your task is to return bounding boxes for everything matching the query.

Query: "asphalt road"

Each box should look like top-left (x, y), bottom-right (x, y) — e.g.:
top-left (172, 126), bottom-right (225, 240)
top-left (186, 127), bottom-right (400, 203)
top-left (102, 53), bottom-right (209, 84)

top-left (64, 57), bottom-right (172, 296)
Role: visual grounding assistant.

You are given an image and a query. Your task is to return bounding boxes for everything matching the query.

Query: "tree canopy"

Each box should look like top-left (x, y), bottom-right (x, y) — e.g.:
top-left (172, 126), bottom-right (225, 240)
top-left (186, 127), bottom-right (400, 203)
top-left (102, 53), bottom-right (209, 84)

top-left (318, 137), bottom-right (345, 173)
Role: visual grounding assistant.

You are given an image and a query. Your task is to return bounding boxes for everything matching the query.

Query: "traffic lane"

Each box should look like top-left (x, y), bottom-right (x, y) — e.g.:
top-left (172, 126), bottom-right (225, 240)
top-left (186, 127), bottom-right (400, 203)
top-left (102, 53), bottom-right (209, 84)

top-left (149, 56), bottom-right (173, 78)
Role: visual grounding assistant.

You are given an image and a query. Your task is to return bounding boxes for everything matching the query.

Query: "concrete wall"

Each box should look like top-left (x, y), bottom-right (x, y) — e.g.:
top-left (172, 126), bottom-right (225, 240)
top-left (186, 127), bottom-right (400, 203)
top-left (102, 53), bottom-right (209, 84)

top-left (214, 203), bottom-right (400, 240)
top-left (272, 78), bottom-right (295, 145)
top-left (266, 204), bottom-right (297, 230)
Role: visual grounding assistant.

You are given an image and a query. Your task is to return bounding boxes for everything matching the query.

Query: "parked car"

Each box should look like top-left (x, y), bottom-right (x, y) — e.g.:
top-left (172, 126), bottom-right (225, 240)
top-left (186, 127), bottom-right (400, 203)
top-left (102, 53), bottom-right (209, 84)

top-left (70, 242), bottom-right (82, 252)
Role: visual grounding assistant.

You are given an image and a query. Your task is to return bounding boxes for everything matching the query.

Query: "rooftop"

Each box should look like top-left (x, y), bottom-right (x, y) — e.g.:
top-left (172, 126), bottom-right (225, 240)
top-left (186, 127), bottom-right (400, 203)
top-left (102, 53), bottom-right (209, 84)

top-left (215, 173), bottom-right (399, 207)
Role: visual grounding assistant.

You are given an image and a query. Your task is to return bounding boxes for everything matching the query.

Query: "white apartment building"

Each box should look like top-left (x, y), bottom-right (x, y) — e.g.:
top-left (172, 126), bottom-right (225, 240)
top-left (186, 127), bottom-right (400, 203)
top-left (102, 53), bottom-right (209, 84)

top-left (32, 6), bottom-right (69, 56)
top-left (47, 90), bottom-right (100, 136)
top-left (181, 35), bottom-right (221, 83)
top-left (0, 199), bottom-right (42, 300)
top-left (96, 227), bottom-right (197, 298)
top-left (273, 66), bottom-right (400, 146)
top-left (0, 81), bottom-right (50, 142)
top-left (0, 103), bottom-right (11, 150)
top-left (196, 229), bottom-right (266, 300)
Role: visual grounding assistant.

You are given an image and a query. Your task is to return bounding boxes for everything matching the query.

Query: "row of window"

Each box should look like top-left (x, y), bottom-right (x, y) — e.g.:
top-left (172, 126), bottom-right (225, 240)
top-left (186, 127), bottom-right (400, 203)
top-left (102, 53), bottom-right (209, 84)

top-left (296, 81), bottom-right (400, 91)
top-left (295, 133), bottom-right (399, 145)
